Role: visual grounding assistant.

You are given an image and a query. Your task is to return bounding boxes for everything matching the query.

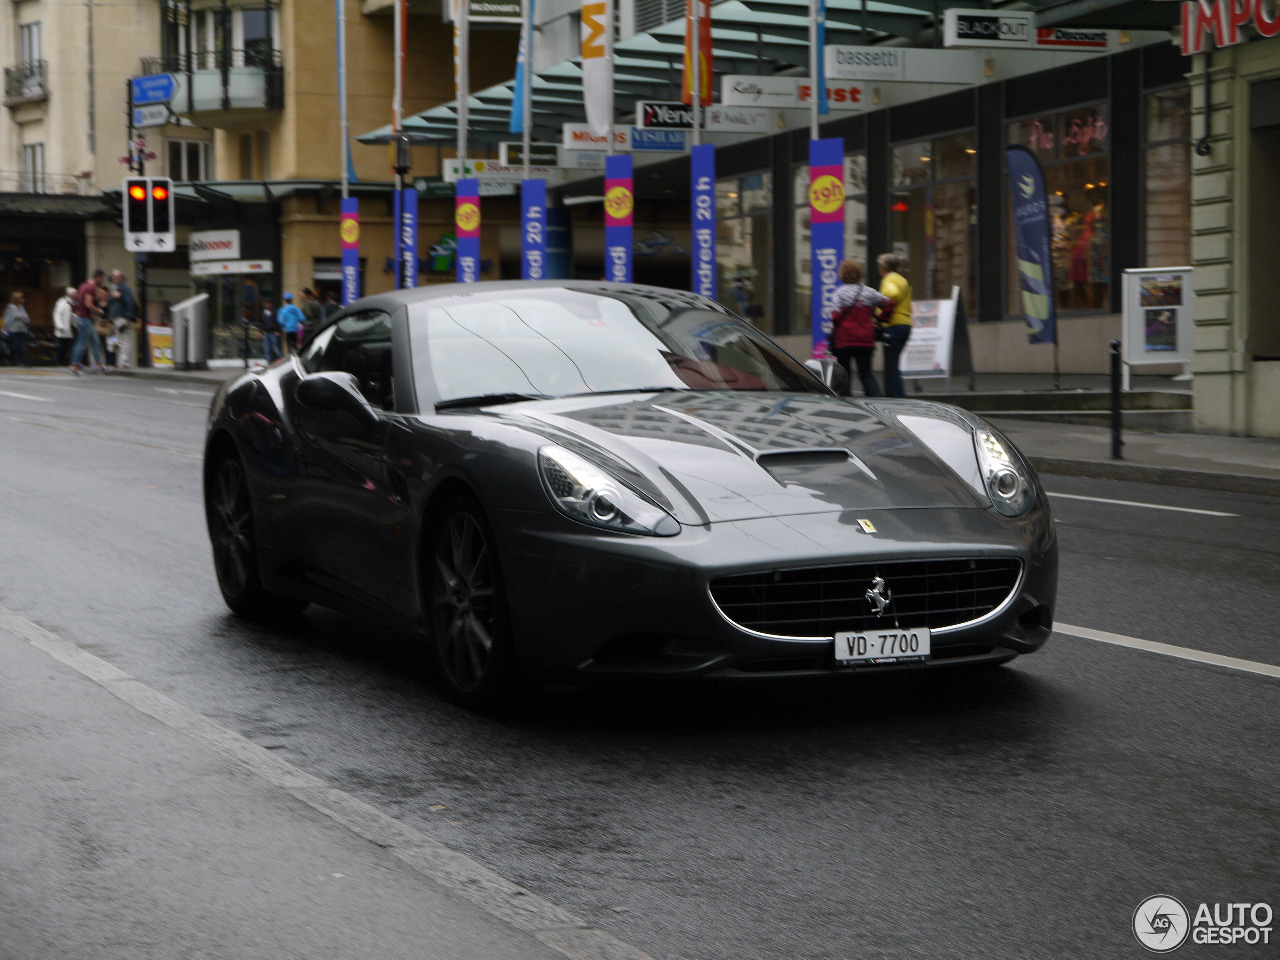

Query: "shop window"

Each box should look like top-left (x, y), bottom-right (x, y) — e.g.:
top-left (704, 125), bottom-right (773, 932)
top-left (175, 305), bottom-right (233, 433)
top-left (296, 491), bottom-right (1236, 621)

top-left (1007, 104), bottom-right (1110, 315)
top-left (1145, 87), bottom-right (1192, 268)
top-left (890, 132), bottom-right (976, 318)
top-left (793, 153), bottom-right (867, 334)
top-left (716, 171), bottom-right (773, 332)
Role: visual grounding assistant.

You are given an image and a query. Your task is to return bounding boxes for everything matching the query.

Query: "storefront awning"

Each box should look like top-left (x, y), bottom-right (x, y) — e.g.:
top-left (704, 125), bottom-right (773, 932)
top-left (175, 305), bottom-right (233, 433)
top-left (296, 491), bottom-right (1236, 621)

top-left (357, 0), bottom-right (1180, 151)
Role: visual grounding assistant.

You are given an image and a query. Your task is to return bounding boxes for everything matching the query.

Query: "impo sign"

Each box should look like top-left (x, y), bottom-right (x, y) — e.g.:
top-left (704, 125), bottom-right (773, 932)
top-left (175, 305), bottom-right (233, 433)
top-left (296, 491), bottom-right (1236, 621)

top-left (1181, 0), bottom-right (1280, 54)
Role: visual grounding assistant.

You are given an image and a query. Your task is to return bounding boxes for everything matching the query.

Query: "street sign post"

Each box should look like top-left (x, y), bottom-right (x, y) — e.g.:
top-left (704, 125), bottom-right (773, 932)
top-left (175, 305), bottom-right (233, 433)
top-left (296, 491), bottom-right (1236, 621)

top-left (130, 74), bottom-right (176, 106)
top-left (132, 104), bottom-right (169, 128)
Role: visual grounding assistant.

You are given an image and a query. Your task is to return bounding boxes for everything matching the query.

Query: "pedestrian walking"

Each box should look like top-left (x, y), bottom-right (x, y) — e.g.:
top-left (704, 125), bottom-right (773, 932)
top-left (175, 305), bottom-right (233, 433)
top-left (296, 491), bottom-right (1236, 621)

top-left (300, 288), bottom-right (322, 348)
top-left (876, 253), bottom-right (913, 398)
top-left (320, 289), bottom-right (340, 321)
top-left (277, 293), bottom-right (305, 358)
top-left (259, 297), bottom-right (281, 364)
top-left (107, 269), bottom-right (139, 369)
top-left (70, 269), bottom-right (107, 374)
top-left (52, 286), bottom-right (77, 366)
top-left (828, 259), bottom-right (891, 398)
top-left (1, 290), bottom-right (31, 366)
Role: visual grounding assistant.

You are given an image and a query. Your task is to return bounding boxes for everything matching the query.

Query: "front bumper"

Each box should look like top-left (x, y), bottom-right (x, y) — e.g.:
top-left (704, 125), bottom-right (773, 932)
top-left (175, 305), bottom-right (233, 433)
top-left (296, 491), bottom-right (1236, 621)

top-left (495, 503), bottom-right (1057, 685)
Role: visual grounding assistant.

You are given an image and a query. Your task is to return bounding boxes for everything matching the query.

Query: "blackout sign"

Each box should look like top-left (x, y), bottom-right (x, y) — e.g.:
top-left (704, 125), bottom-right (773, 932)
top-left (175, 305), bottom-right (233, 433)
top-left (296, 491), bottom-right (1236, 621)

top-left (943, 8), bottom-right (1035, 47)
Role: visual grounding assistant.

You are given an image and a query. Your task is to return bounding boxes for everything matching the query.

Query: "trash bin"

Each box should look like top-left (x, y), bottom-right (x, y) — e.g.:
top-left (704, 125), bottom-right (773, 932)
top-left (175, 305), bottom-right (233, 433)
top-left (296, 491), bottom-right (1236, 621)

top-left (169, 293), bottom-right (209, 370)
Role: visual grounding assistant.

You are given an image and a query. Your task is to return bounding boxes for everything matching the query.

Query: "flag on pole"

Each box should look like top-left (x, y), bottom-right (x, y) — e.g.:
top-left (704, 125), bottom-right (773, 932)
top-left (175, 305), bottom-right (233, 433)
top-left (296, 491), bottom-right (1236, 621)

top-left (509, 0), bottom-right (535, 133)
top-left (581, 0), bottom-right (613, 136)
top-left (682, 0), bottom-right (712, 106)
top-left (1005, 145), bottom-right (1057, 345)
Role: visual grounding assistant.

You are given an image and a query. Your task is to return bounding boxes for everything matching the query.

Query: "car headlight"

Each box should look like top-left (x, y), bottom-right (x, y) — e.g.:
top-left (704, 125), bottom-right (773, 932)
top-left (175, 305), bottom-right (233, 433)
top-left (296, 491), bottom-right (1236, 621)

top-left (539, 445), bottom-right (680, 536)
top-left (974, 427), bottom-right (1036, 517)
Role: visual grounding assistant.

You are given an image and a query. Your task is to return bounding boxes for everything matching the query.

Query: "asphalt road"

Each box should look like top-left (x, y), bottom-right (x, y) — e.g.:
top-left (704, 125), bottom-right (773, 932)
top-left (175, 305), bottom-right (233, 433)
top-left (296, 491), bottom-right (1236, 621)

top-left (1, 369), bottom-right (1277, 960)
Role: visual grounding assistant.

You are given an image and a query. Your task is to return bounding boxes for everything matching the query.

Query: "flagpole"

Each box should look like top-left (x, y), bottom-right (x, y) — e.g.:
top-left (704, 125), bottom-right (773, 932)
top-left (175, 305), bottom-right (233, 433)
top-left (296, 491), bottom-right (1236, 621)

top-left (808, 0), bottom-right (818, 140)
top-left (691, 0), bottom-right (700, 148)
top-left (456, 0), bottom-right (470, 168)
top-left (606, 0), bottom-right (615, 157)
top-left (337, 0), bottom-right (348, 198)
top-left (522, 0), bottom-right (532, 179)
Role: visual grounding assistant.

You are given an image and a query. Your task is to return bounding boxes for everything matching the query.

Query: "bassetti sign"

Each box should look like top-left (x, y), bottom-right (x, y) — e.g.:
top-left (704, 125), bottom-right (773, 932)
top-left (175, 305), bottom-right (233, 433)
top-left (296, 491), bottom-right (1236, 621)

top-left (1180, 0), bottom-right (1280, 54)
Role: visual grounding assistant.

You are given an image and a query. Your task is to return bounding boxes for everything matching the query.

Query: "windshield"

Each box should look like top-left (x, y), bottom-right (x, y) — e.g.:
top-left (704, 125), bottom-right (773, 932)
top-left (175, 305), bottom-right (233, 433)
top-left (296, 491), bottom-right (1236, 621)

top-left (410, 287), bottom-right (827, 407)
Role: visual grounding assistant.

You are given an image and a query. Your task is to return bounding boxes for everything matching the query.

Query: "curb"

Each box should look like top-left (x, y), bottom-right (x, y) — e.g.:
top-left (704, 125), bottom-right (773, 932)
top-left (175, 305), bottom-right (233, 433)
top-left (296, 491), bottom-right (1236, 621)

top-left (1029, 456), bottom-right (1280, 498)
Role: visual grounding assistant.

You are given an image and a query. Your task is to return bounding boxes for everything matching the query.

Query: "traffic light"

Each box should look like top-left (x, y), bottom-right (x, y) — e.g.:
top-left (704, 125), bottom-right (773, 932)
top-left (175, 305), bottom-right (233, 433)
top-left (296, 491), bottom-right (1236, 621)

top-left (121, 176), bottom-right (175, 252)
top-left (150, 179), bottom-right (173, 238)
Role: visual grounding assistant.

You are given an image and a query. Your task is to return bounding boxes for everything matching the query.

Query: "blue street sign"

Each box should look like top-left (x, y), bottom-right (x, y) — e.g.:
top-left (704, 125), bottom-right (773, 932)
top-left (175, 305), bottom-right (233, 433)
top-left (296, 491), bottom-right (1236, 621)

top-left (130, 74), bottom-right (176, 106)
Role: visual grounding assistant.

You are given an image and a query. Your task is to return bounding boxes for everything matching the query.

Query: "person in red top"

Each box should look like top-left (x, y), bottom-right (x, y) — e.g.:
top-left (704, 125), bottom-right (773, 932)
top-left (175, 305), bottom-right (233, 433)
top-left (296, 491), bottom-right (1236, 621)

top-left (828, 259), bottom-right (892, 397)
top-left (69, 269), bottom-right (107, 374)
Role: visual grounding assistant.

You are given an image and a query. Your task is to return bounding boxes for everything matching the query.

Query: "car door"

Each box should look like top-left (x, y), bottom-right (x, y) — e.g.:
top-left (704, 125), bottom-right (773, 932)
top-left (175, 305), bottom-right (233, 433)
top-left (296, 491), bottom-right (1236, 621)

top-left (282, 310), bottom-right (400, 612)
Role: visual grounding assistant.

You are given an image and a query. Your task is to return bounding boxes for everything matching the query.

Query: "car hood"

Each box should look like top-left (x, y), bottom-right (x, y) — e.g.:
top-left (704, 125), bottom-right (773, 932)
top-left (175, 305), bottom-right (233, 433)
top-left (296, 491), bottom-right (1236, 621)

top-left (493, 392), bottom-right (987, 524)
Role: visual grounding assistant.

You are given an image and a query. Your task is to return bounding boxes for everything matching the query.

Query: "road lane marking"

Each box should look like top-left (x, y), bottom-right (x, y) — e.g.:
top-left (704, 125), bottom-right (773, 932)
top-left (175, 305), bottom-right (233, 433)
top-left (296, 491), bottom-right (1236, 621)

top-left (154, 386), bottom-right (215, 398)
top-left (1057, 622), bottom-right (1280, 680)
top-left (0, 604), bottom-right (653, 960)
top-left (1048, 492), bottom-right (1236, 517)
top-left (0, 389), bottom-right (52, 402)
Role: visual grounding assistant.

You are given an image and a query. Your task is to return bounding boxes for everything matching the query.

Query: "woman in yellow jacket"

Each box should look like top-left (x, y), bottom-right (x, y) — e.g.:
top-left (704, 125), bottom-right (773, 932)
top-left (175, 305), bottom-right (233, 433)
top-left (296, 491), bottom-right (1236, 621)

top-left (876, 253), bottom-right (912, 398)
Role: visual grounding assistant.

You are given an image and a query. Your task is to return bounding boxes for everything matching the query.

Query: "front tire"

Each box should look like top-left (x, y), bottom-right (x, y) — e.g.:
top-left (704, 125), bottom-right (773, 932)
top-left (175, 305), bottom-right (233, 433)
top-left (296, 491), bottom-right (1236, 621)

top-left (206, 452), bottom-right (298, 619)
top-left (426, 495), bottom-right (519, 711)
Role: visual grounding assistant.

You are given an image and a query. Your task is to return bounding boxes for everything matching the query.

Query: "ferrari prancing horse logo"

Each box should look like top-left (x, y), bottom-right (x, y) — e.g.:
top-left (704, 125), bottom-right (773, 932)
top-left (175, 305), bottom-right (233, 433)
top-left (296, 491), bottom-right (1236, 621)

top-left (865, 577), bottom-right (892, 617)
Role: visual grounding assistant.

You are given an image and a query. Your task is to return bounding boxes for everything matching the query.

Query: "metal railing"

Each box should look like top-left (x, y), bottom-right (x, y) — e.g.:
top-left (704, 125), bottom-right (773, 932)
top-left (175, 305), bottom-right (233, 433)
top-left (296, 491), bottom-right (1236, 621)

top-left (4, 60), bottom-right (48, 106)
top-left (139, 49), bottom-right (283, 112)
top-left (0, 170), bottom-right (97, 195)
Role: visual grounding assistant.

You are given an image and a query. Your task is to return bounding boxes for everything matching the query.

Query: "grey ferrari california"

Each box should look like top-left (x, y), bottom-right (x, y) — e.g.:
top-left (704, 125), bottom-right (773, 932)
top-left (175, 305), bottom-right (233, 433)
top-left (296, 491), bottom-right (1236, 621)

top-left (204, 281), bottom-right (1057, 709)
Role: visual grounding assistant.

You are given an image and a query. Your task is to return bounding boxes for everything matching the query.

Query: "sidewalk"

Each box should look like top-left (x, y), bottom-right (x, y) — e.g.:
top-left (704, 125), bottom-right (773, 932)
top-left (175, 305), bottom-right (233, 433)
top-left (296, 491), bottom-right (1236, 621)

top-left (0, 607), bottom-right (647, 960)
top-left (17, 362), bottom-right (1280, 497)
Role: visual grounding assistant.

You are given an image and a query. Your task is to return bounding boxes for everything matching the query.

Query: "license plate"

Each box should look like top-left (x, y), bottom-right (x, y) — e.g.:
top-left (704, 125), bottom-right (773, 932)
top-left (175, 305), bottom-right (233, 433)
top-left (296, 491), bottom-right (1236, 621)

top-left (834, 628), bottom-right (930, 665)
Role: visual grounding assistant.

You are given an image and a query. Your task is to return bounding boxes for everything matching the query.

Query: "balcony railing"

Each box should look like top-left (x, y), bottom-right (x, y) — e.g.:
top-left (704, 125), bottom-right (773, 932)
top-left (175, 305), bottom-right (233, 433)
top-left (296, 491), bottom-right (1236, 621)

top-left (0, 170), bottom-right (97, 195)
top-left (140, 50), bottom-right (283, 114)
top-left (4, 60), bottom-right (48, 107)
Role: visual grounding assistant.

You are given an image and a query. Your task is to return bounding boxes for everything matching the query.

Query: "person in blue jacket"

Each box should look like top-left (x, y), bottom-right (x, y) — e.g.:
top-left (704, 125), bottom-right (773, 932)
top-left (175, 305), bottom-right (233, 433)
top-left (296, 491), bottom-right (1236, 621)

top-left (277, 292), bottom-right (306, 358)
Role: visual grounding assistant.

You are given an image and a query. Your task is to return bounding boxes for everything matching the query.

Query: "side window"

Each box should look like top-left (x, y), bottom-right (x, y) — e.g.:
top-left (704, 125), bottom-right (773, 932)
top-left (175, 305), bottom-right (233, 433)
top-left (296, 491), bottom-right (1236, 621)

top-left (311, 311), bottom-right (396, 410)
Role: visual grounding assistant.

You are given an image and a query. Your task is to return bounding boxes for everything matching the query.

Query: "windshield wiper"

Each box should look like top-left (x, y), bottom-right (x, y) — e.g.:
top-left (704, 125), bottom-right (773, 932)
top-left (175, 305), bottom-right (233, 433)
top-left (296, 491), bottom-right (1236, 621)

top-left (560, 386), bottom-right (687, 398)
top-left (435, 392), bottom-right (549, 411)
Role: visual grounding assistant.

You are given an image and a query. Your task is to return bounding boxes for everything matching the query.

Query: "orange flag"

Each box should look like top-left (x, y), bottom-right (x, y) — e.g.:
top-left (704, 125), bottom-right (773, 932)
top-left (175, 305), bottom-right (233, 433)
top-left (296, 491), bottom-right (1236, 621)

top-left (682, 0), bottom-right (712, 106)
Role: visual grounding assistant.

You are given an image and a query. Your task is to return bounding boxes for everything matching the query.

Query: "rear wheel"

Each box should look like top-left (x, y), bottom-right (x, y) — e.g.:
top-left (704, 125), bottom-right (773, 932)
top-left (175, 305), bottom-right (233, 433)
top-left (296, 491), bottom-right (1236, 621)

top-left (206, 452), bottom-right (301, 619)
top-left (427, 495), bottom-right (519, 710)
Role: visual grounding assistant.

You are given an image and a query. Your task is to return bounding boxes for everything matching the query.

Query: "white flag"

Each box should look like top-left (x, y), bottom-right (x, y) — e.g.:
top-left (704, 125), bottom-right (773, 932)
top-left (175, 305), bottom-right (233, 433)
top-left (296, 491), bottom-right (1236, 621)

top-left (580, 0), bottom-right (613, 136)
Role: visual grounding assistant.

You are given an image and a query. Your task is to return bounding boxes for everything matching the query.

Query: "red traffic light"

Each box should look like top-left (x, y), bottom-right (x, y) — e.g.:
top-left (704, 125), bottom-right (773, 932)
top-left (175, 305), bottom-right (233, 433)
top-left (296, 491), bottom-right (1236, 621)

top-left (151, 184), bottom-right (169, 201)
top-left (129, 184), bottom-right (147, 201)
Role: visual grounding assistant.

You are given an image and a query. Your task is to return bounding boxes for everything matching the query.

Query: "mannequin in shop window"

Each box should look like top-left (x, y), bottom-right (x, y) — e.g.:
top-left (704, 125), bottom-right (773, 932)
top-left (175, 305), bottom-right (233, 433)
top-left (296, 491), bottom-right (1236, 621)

top-left (1069, 196), bottom-right (1107, 310)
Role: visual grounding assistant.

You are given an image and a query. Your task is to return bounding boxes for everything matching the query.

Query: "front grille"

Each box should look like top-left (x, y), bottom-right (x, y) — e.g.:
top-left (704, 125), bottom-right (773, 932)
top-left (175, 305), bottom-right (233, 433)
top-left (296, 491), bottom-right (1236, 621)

top-left (710, 558), bottom-right (1023, 638)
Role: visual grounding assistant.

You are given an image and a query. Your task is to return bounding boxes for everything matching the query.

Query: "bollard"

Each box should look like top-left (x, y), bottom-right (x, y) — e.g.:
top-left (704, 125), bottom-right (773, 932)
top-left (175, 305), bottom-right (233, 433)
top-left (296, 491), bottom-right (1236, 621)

top-left (1110, 339), bottom-right (1123, 460)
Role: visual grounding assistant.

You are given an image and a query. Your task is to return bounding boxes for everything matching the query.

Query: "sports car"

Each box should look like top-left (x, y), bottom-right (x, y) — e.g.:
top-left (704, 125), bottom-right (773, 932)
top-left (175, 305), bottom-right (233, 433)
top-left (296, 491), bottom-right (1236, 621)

top-left (204, 281), bottom-right (1056, 709)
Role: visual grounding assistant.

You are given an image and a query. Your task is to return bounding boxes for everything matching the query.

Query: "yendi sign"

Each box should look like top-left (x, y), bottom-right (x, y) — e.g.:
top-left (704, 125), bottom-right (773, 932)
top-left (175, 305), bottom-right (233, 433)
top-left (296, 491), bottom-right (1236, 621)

top-left (637, 101), bottom-right (694, 129)
top-left (1181, 0), bottom-right (1280, 55)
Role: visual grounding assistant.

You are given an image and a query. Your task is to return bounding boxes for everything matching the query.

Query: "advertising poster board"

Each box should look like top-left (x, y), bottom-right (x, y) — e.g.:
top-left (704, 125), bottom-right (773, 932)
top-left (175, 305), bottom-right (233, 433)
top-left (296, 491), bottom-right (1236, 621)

top-left (901, 288), bottom-right (960, 381)
top-left (148, 325), bottom-right (174, 368)
top-left (1121, 267), bottom-right (1193, 389)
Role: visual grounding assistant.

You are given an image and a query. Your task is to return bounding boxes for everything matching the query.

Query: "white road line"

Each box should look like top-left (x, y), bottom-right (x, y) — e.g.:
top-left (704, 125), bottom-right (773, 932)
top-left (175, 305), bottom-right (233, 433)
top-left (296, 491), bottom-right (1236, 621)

top-left (1048, 491), bottom-right (1237, 517)
top-left (153, 386), bottom-right (214, 397)
top-left (1057, 622), bottom-right (1280, 680)
top-left (0, 604), bottom-right (653, 960)
top-left (0, 389), bottom-right (52, 402)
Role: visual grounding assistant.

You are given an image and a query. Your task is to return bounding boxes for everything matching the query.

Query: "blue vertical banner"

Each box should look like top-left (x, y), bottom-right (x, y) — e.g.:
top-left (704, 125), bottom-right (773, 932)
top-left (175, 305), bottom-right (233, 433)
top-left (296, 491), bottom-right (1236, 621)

top-left (808, 137), bottom-right (845, 357)
top-left (509, 0), bottom-right (535, 133)
top-left (1005, 145), bottom-right (1057, 345)
top-left (455, 178), bottom-right (481, 283)
top-left (339, 197), bottom-right (361, 305)
top-left (690, 143), bottom-right (717, 298)
top-left (604, 154), bottom-right (634, 283)
top-left (521, 178), bottom-right (548, 279)
top-left (399, 187), bottom-right (418, 289)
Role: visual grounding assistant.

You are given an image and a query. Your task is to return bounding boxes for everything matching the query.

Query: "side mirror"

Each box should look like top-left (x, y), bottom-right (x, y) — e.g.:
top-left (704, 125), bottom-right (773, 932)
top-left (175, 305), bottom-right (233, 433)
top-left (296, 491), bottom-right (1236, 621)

top-left (804, 358), bottom-right (849, 396)
top-left (295, 371), bottom-right (380, 431)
